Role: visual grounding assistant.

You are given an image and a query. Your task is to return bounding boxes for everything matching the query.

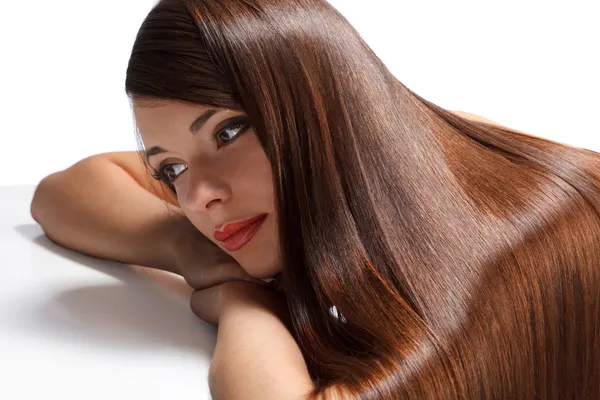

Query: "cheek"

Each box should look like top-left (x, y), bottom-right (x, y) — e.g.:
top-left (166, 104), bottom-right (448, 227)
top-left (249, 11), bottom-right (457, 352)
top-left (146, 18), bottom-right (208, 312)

top-left (178, 208), bottom-right (214, 241)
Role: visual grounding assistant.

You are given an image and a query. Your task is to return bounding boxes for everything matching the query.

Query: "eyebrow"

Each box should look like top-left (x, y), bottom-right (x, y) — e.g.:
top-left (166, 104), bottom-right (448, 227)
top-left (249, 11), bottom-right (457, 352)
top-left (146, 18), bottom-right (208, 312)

top-left (145, 109), bottom-right (220, 162)
top-left (190, 109), bottom-right (219, 135)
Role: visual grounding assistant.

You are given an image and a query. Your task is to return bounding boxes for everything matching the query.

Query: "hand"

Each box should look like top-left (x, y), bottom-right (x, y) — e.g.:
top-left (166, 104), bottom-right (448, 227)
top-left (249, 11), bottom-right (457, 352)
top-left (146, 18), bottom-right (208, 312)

top-left (189, 280), bottom-right (286, 326)
top-left (168, 215), bottom-right (274, 290)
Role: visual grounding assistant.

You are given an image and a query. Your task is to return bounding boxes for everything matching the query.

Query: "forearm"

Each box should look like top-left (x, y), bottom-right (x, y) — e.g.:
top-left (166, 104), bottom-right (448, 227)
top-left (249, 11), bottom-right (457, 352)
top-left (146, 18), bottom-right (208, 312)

top-left (30, 155), bottom-right (183, 274)
top-left (208, 287), bottom-right (314, 399)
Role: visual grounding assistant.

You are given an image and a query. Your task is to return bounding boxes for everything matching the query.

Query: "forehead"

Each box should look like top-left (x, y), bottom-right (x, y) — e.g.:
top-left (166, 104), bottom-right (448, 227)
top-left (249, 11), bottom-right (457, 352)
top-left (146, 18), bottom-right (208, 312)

top-left (132, 100), bottom-right (214, 139)
top-left (134, 99), bottom-right (210, 129)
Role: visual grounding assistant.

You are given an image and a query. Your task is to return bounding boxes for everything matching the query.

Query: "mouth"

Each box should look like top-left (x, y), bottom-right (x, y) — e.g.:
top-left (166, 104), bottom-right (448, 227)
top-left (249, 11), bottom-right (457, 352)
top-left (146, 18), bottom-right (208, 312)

top-left (214, 213), bottom-right (268, 239)
top-left (214, 214), bottom-right (268, 252)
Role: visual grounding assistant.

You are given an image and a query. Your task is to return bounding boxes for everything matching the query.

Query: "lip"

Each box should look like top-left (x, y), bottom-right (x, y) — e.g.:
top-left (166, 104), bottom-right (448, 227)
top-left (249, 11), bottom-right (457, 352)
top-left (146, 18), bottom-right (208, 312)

top-left (214, 214), bottom-right (268, 252)
top-left (214, 214), bottom-right (268, 241)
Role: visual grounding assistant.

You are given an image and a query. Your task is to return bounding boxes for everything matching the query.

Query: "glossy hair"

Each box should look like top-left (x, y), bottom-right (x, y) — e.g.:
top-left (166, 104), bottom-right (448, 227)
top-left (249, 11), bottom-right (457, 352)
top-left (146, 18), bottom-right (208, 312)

top-left (125, 0), bottom-right (600, 398)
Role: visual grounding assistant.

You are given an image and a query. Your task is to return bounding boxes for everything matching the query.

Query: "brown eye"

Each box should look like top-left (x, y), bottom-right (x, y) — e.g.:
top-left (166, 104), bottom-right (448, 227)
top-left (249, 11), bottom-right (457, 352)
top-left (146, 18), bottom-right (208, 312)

top-left (157, 163), bottom-right (187, 184)
top-left (211, 117), bottom-right (250, 149)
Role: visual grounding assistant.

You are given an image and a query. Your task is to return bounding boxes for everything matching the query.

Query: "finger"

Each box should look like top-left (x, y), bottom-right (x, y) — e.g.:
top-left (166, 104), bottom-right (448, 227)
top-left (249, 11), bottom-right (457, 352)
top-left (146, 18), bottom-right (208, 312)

top-left (185, 261), bottom-right (239, 289)
top-left (219, 270), bottom-right (274, 289)
top-left (189, 286), bottom-right (221, 325)
top-left (223, 264), bottom-right (274, 287)
top-left (190, 262), bottom-right (272, 290)
top-left (243, 276), bottom-right (275, 287)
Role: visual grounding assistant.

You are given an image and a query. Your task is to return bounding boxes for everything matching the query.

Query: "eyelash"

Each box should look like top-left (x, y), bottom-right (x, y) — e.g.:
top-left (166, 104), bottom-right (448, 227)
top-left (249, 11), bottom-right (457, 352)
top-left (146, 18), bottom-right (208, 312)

top-left (151, 117), bottom-right (251, 186)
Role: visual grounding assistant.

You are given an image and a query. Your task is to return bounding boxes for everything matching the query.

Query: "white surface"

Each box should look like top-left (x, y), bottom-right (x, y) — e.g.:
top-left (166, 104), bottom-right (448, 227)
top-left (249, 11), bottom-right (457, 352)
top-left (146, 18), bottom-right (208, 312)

top-left (1, 186), bottom-right (216, 399)
top-left (2, 0), bottom-right (599, 186)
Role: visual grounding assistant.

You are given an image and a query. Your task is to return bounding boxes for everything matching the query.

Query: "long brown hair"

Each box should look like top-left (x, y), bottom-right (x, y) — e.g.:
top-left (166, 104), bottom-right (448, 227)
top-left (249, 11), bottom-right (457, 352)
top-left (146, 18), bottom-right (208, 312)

top-left (125, 0), bottom-right (600, 398)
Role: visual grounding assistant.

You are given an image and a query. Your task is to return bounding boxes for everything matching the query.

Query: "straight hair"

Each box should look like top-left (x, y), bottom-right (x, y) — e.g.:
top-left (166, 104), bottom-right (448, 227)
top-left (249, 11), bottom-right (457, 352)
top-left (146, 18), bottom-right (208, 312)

top-left (126, 0), bottom-right (600, 398)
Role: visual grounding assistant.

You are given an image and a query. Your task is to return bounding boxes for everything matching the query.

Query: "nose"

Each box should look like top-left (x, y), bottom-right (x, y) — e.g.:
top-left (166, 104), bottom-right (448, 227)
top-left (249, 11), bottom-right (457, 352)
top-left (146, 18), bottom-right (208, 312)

top-left (182, 165), bottom-right (231, 212)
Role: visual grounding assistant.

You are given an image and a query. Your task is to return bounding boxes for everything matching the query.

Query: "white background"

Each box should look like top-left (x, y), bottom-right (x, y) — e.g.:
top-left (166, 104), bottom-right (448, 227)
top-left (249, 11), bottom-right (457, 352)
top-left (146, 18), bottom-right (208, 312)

top-left (2, 0), bottom-right (599, 186)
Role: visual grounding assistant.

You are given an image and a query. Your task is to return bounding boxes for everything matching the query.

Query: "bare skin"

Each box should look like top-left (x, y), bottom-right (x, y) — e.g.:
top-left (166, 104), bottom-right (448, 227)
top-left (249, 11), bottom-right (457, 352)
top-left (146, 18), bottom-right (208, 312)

top-left (30, 109), bottom-right (507, 291)
top-left (30, 150), bottom-right (274, 291)
top-left (30, 109), bottom-right (516, 399)
top-left (133, 100), bottom-right (282, 282)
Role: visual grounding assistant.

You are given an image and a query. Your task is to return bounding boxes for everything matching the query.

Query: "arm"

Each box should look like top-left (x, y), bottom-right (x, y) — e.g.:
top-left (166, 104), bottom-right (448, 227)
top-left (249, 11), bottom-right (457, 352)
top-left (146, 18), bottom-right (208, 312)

top-left (206, 112), bottom-right (516, 399)
top-left (30, 151), bottom-right (186, 274)
top-left (208, 283), bottom-right (345, 400)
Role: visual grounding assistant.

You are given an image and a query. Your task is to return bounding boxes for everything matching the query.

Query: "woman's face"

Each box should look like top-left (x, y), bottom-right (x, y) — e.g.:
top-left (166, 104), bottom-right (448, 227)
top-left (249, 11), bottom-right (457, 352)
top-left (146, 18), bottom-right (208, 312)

top-left (133, 99), bottom-right (282, 280)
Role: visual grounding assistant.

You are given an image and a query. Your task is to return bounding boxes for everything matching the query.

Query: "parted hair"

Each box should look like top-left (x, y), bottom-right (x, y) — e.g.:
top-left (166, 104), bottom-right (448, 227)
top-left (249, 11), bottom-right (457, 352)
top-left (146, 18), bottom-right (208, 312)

top-left (126, 1), bottom-right (600, 398)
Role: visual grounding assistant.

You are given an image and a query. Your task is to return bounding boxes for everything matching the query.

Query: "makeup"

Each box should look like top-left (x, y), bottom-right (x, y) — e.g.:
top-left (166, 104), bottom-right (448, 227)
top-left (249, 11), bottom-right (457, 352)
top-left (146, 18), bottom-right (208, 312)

top-left (216, 214), bottom-right (268, 252)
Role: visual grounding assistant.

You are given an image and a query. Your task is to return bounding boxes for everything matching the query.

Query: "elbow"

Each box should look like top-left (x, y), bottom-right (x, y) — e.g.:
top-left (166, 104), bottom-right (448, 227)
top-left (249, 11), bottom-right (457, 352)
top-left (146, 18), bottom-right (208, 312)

top-left (30, 175), bottom-right (65, 247)
top-left (30, 155), bottom-right (85, 225)
top-left (30, 178), bottom-right (49, 224)
top-left (30, 173), bottom-right (61, 226)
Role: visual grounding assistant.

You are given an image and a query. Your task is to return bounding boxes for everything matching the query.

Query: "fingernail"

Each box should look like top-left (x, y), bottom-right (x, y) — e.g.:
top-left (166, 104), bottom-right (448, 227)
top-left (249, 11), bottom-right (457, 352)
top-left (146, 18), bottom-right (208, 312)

top-left (254, 279), bottom-right (272, 287)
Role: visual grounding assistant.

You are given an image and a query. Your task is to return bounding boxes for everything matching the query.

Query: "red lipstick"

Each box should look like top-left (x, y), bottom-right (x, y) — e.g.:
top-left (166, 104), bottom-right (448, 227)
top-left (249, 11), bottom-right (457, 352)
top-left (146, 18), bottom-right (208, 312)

top-left (214, 214), bottom-right (268, 252)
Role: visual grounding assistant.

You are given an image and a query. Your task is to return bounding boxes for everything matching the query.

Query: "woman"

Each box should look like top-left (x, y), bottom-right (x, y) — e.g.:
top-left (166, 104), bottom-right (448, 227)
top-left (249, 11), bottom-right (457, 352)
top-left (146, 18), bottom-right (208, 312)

top-left (31, 0), bottom-right (600, 398)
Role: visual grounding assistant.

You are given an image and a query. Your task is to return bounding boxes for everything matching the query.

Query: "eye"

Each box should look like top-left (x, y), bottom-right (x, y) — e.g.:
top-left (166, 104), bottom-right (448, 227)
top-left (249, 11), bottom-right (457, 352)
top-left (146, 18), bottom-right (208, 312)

top-left (150, 116), bottom-right (251, 186)
top-left (151, 163), bottom-right (187, 185)
top-left (211, 116), bottom-right (251, 149)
